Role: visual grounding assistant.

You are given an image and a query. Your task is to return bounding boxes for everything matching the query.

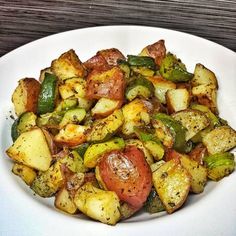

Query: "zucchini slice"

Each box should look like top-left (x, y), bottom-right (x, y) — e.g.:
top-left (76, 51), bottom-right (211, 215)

top-left (160, 53), bottom-right (193, 82)
top-left (84, 137), bottom-right (125, 168)
top-left (87, 109), bottom-right (124, 143)
top-left (204, 152), bottom-right (235, 181)
top-left (37, 73), bottom-right (58, 115)
top-left (125, 77), bottom-right (154, 101)
top-left (59, 108), bottom-right (86, 128)
top-left (153, 113), bottom-right (191, 153)
top-left (127, 55), bottom-right (156, 70)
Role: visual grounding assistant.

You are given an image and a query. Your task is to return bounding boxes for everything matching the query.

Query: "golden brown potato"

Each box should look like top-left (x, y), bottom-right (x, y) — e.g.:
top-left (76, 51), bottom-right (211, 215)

top-left (152, 159), bottom-right (191, 214)
top-left (191, 64), bottom-right (218, 113)
top-left (139, 40), bottom-right (166, 66)
top-left (12, 163), bottom-right (37, 185)
top-left (54, 124), bottom-right (89, 147)
top-left (6, 128), bottom-right (52, 171)
top-left (166, 88), bottom-right (190, 114)
top-left (91, 98), bottom-right (122, 118)
top-left (147, 76), bottom-right (176, 104)
top-left (180, 155), bottom-right (207, 194)
top-left (12, 78), bottom-right (41, 116)
top-left (202, 126), bottom-right (236, 154)
top-left (86, 67), bottom-right (125, 100)
top-left (172, 109), bottom-right (210, 141)
top-left (52, 49), bottom-right (87, 80)
top-left (74, 182), bottom-right (121, 225)
top-left (122, 99), bottom-right (151, 135)
top-left (55, 188), bottom-right (77, 214)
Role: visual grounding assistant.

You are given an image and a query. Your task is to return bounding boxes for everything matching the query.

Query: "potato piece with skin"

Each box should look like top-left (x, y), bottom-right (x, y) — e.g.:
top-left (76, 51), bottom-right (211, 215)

top-left (180, 155), bottom-right (207, 193)
top-left (122, 99), bottom-right (151, 135)
top-left (97, 146), bottom-right (152, 209)
top-left (86, 67), bottom-right (125, 100)
top-left (74, 182), bottom-right (121, 225)
top-left (55, 188), bottom-right (77, 214)
top-left (191, 64), bottom-right (218, 114)
top-left (83, 54), bottom-right (110, 71)
top-left (6, 128), bottom-right (52, 171)
top-left (139, 40), bottom-right (166, 66)
top-left (147, 76), bottom-right (176, 104)
top-left (152, 159), bottom-right (191, 213)
top-left (54, 124), bottom-right (89, 147)
top-left (12, 163), bottom-right (37, 185)
top-left (192, 84), bottom-right (218, 114)
top-left (202, 126), bottom-right (236, 154)
top-left (191, 64), bottom-right (218, 88)
top-left (189, 143), bottom-right (208, 165)
top-left (91, 98), bottom-right (122, 118)
top-left (97, 48), bottom-right (126, 66)
top-left (172, 109), bottom-right (210, 141)
top-left (12, 78), bottom-right (41, 116)
top-left (84, 137), bottom-right (125, 168)
top-left (59, 77), bottom-right (87, 100)
top-left (51, 49), bottom-right (87, 80)
top-left (166, 88), bottom-right (190, 114)
top-left (125, 139), bottom-right (154, 165)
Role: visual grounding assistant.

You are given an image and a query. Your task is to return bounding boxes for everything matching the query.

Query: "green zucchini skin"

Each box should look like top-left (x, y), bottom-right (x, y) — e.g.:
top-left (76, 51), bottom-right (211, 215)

top-left (125, 77), bottom-right (154, 101)
top-left (153, 113), bottom-right (191, 153)
top-left (11, 118), bottom-right (20, 142)
top-left (11, 112), bottom-right (37, 142)
top-left (145, 188), bottom-right (165, 214)
top-left (160, 53), bottom-right (193, 82)
top-left (127, 55), bottom-right (156, 70)
top-left (37, 73), bottom-right (58, 115)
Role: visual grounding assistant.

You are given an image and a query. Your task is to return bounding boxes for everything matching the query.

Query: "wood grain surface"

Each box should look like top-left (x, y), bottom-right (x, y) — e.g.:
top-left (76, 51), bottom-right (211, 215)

top-left (0, 0), bottom-right (235, 57)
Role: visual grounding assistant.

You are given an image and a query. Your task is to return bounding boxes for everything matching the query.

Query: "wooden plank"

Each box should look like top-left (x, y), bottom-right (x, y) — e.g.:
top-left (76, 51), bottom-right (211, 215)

top-left (0, 0), bottom-right (235, 56)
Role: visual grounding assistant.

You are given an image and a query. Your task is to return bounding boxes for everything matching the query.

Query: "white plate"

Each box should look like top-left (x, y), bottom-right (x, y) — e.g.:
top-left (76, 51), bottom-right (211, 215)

top-left (0, 26), bottom-right (236, 236)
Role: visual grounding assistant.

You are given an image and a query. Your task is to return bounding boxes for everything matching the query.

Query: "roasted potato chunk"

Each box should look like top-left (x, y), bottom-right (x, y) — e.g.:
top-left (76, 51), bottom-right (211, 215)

top-left (74, 182), bottom-right (121, 225)
top-left (139, 40), bottom-right (166, 66)
top-left (147, 76), bottom-right (176, 104)
top-left (97, 48), bottom-right (126, 66)
top-left (122, 99), bottom-right (151, 135)
top-left (202, 126), bottom-right (236, 154)
top-left (52, 49), bottom-right (86, 80)
top-left (54, 124), bottom-right (89, 147)
top-left (166, 88), bottom-right (190, 114)
top-left (12, 163), bottom-right (37, 185)
top-left (172, 109), bottom-right (210, 141)
top-left (152, 159), bottom-right (191, 213)
top-left (86, 67), bottom-right (125, 100)
top-left (91, 98), bottom-right (122, 118)
top-left (191, 64), bottom-right (218, 113)
top-left (55, 188), bottom-right (77, 214)
top-left (12, 78), bottom-right (41, 116)
top-left (6, 128), bottom-right (52, 171)
top-left (180, 155), bottom-right (207, 193)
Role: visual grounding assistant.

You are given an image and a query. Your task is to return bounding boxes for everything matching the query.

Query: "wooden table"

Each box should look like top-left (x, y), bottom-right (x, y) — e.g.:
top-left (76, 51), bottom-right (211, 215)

top-left (0, 0), bottom-right (235, 57)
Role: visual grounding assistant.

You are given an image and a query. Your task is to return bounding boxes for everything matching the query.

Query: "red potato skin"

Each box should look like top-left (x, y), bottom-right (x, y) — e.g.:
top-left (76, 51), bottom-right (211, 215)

top-left (98, 146), bottom-right (152, 208)
top-left (145, 40), bottom-right (166, 66)
top-left (164, 149), bottom-right (183, 162)
top-left (86, 67), bottom-right (125, 100)
top-left (189, 143), bottom-right (208, 165)
top-left (97, 48), bottom-right (126, 66)
top-left (83, 54), bottom-right (110, 71)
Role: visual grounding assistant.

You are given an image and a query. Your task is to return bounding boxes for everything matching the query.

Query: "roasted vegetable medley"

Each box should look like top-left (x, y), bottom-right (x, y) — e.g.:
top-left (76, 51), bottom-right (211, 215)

top-left (6, 40), bottom-right (236, 225)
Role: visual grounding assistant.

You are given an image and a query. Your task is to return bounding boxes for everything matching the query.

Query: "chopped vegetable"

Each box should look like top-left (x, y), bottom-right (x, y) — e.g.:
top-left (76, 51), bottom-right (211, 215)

top-left (5, 40), bottom-right (236, 225)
